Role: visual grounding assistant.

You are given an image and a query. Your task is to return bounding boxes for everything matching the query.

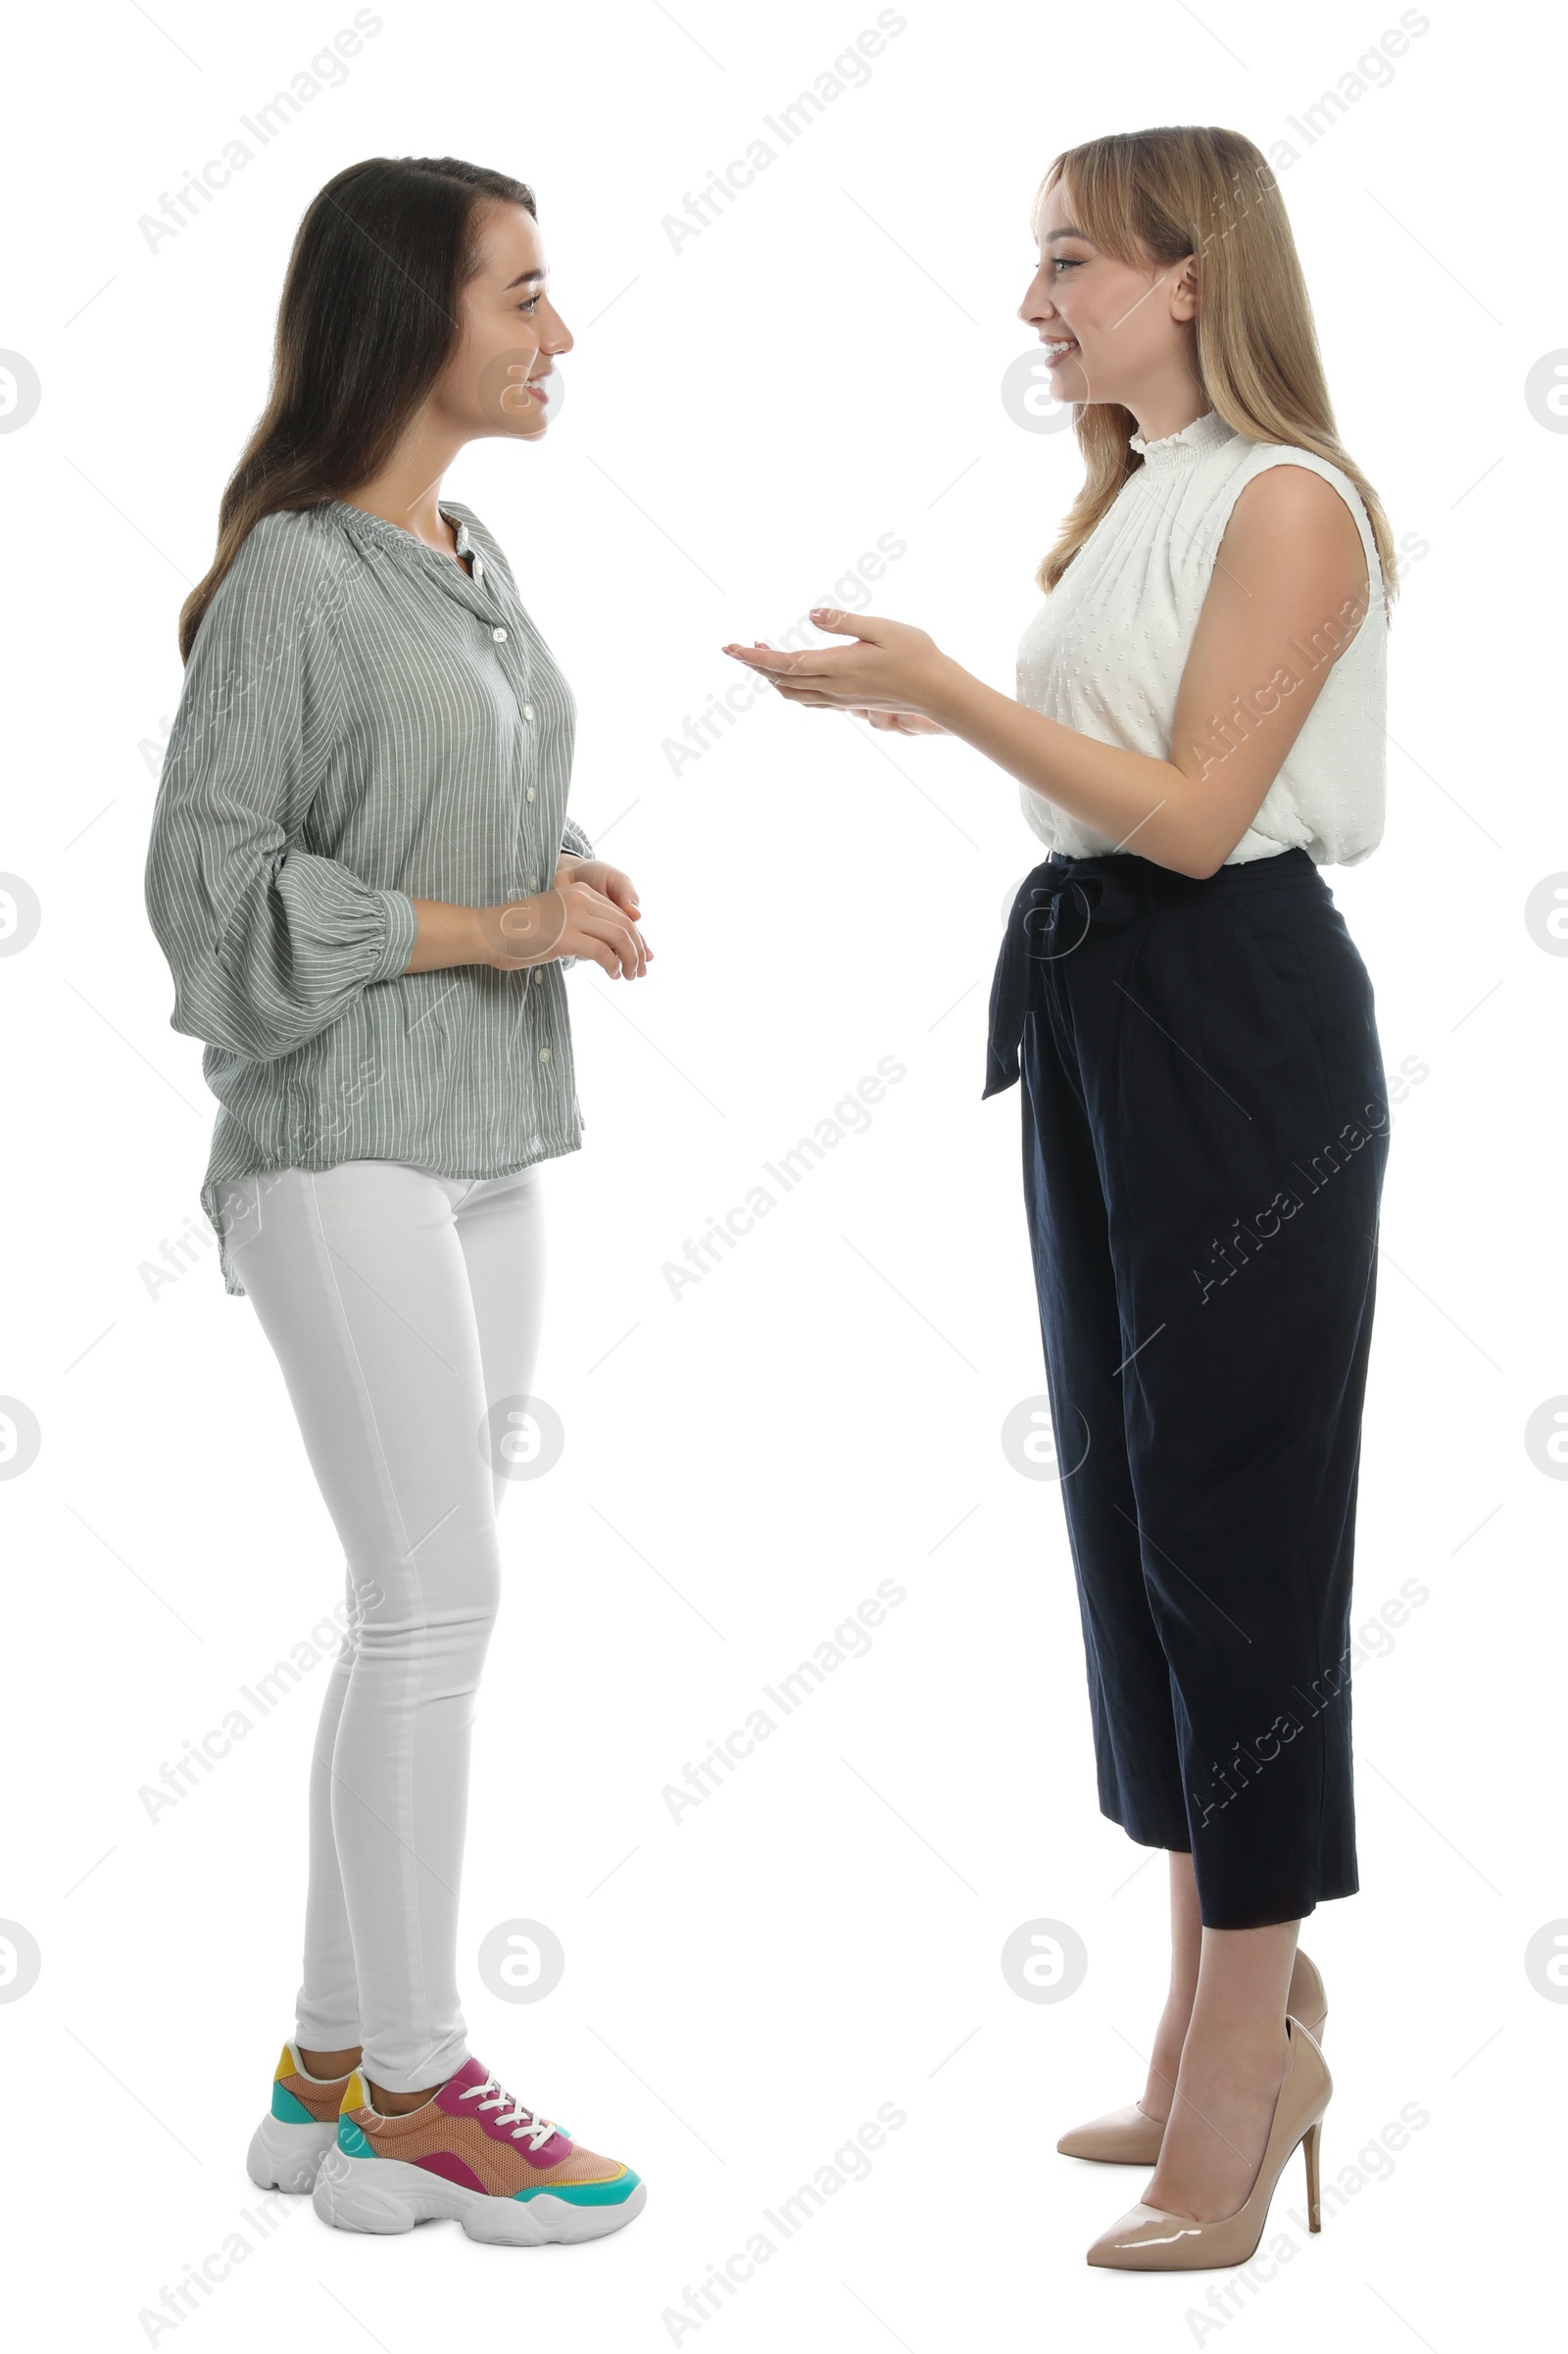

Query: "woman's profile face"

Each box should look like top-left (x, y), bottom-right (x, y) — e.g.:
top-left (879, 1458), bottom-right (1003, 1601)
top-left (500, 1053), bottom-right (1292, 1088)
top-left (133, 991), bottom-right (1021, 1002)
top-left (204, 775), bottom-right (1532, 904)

top-left (1018, 176), bottom-right (1198, 411)
top-left (434, 198), bottom-right (575, 442)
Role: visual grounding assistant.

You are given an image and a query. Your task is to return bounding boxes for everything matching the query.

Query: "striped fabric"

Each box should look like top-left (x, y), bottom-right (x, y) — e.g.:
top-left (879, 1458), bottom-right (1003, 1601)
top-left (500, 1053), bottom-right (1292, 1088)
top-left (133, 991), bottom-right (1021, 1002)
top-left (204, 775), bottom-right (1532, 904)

top-left (145, 497), bottom-right (594, 1296)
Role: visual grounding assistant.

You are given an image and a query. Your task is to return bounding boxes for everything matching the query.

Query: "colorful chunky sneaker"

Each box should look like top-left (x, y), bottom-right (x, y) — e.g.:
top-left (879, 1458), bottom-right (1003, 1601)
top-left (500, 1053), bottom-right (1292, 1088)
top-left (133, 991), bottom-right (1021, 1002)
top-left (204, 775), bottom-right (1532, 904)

top-left (247, 2040), bottom-right (358, 2192)
top-left (312, 2058), bottom-right (646, 2245)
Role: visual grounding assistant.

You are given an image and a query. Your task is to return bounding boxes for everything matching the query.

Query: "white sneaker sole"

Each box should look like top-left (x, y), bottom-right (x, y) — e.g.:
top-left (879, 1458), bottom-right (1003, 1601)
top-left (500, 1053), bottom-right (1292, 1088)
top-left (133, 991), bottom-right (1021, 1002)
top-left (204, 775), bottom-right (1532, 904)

top-left (312, 2146), bottom-right (647, 2245)
top-left (247, 2111), bottom-right (337, 2193)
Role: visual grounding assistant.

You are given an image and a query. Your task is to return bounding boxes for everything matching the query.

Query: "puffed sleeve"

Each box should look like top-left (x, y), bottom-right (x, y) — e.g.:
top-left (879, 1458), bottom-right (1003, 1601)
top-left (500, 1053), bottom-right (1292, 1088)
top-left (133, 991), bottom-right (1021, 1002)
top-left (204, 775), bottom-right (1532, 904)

top-left (145, 515), bottom-right (418, 1064)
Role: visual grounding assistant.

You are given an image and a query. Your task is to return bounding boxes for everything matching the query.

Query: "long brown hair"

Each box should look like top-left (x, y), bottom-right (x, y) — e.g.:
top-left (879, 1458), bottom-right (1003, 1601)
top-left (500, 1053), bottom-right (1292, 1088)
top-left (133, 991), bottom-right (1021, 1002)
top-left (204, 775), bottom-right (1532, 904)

top-left (178, 155), bottom-right (535, 662)
top-left (1034, 127), bottom-right (1397, 618)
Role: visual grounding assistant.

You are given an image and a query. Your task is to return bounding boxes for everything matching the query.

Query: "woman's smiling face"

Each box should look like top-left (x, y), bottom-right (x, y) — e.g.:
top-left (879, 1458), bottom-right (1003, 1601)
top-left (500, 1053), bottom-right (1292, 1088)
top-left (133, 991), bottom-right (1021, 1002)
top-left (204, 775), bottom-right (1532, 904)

top-left (433, 199), bottom-right (575, 442)
top-left (1018, 176), bottom-right (1200, 414)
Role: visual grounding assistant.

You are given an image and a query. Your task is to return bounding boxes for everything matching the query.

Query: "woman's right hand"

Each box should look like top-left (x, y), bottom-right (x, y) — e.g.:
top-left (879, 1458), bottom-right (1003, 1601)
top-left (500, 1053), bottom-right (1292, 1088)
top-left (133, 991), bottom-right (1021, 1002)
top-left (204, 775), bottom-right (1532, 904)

top-left (850, 708), bottom-right (950, 735)
top-left (475, 879), bottom-right (652, 979)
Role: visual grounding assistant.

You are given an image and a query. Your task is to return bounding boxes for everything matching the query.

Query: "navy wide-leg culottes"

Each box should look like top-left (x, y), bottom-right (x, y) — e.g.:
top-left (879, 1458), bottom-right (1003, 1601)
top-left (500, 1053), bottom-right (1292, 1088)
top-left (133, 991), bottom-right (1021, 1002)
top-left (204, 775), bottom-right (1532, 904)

top-left (986, 847), bottom-right (1390, 1930)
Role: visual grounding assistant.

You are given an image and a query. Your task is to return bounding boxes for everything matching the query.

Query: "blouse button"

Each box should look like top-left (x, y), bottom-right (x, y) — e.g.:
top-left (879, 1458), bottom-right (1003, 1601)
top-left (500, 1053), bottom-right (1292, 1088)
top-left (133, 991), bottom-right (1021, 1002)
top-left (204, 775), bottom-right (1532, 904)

top-left (522, 703), bottom-right (534, 720)
top-left (525, 786), bottom-right (535, 803)
top-left (538, 1045), bottom-right (552, 1063)
top-left (532, 968), bottom-right (544, 987)
top-left (492, 626), bottom-right (509, 643)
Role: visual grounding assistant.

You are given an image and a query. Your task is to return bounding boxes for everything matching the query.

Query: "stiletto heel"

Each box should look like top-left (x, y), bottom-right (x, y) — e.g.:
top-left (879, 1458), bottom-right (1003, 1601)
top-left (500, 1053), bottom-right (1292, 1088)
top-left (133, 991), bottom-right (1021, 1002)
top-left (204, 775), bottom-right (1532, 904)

top-left (1302, 2118), bottom-right (1322, 2231)
top-left (1058, 1948), bottom-right (1326, 2165)
top-left (1086, 2014), bottom-right (1333, 2270)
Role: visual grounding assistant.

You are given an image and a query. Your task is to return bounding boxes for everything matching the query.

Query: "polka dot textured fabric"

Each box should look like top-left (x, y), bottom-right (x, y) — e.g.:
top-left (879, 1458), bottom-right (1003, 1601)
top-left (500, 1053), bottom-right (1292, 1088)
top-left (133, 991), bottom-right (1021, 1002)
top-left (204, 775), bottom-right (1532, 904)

top-left (1014, 409), bottom-right (1387, 868)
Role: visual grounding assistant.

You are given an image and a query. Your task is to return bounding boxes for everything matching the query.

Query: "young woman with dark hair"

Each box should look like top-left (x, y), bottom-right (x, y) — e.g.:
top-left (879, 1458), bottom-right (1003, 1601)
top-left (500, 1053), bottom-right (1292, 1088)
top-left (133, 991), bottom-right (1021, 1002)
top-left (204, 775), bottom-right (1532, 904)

top-left (147, 156), bottom-right (649, 2246)
top-left (726, 124), bottom-right (1395, 2274)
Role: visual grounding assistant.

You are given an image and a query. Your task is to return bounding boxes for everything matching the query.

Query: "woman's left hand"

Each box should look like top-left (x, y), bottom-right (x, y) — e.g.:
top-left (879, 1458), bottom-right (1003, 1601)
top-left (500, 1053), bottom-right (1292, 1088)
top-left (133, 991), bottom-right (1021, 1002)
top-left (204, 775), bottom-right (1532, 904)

top-left (721, 609), bottom-right (950, 719)
top-left (554, 856), bottom-right (641, 918)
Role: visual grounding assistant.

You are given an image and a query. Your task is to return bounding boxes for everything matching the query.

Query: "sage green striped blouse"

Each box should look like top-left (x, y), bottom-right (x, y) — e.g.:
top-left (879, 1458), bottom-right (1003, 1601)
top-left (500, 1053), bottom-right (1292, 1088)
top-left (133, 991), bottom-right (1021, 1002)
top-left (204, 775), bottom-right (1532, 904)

top-left (144, 497), bottom-right (595, 1297)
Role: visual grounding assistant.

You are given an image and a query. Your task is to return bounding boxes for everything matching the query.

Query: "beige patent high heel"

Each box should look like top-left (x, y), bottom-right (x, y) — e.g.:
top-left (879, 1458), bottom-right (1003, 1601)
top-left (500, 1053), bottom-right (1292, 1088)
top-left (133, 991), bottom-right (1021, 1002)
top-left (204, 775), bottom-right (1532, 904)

top-left (1056, 1948), bottom-right (1327, 2165)
top-left (1086, 2014), bottom-right (1331, 2270)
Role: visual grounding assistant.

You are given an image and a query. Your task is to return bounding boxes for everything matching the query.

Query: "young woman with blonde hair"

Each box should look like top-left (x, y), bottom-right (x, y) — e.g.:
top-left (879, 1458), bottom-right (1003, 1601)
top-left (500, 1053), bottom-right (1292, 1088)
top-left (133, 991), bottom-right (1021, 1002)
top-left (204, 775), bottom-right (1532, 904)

top-left (726, 123), bottom-right (1394, 2273)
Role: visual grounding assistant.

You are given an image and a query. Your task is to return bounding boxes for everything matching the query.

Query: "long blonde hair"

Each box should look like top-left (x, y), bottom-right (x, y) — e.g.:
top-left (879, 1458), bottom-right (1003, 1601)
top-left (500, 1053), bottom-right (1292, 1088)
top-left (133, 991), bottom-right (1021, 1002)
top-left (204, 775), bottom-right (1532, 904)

top-left (1034, 126), bottom-right (1396, 618)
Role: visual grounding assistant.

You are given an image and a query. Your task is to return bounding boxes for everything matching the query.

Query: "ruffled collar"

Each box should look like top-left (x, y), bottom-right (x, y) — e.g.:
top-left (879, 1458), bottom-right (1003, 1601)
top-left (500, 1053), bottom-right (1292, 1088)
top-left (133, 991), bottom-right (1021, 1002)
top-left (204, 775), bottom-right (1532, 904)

top-left (1127, 409), bottom-right (1237, 472)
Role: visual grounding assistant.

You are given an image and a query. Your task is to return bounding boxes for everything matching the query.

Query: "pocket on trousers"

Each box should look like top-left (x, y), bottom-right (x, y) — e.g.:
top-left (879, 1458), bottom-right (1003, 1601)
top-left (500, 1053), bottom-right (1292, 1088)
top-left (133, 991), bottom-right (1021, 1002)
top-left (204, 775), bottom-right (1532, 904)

top-left (1245, 897), bottom-right (1329, 1049)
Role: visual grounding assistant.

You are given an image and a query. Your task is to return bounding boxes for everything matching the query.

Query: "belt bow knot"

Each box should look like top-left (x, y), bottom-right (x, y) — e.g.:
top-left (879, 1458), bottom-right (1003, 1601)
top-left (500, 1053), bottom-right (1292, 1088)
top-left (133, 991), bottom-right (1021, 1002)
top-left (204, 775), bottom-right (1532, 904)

top-left (983, 855), bottom-right (1145, 1099)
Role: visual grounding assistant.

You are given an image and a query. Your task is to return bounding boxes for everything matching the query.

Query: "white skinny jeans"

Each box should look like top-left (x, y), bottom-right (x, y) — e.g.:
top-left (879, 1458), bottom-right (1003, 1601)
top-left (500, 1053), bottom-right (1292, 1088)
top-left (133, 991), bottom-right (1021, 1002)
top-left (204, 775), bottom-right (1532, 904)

top-left (226, 1157), bottom-right (546, 2091)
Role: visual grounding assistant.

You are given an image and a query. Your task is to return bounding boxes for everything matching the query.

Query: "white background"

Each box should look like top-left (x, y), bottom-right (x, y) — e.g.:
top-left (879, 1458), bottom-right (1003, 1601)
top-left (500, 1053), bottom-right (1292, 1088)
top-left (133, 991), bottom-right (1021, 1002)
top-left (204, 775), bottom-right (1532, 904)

top-left (2, 1), bottom-right (1562, 2347)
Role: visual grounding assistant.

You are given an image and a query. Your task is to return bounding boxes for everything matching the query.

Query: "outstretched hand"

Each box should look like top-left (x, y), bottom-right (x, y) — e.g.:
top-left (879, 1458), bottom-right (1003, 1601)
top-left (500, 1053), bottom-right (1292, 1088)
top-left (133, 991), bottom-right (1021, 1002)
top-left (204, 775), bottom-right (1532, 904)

top-left (721, 608), bottom-right (952, 722)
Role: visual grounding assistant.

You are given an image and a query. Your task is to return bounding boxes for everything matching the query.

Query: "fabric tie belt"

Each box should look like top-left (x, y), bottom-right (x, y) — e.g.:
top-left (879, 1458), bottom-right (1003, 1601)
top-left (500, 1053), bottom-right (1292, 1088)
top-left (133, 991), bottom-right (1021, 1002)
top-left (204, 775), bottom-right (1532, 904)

top-left (982, 847), bottom-right (1319, 1100)
top-left (984, 855), bottom-right (1149, 1099)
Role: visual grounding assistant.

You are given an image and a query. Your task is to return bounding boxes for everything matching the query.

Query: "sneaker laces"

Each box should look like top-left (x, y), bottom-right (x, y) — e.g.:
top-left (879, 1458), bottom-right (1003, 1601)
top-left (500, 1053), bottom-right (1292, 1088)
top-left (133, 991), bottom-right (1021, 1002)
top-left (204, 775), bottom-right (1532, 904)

top-left (458, 2072), bottom-right (560, 2152)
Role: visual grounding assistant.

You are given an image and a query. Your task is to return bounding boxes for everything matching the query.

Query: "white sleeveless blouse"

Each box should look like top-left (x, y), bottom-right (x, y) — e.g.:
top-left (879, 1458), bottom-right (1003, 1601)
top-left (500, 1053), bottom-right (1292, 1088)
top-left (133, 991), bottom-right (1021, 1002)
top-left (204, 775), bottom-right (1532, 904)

top-left (1014, 409), bottom-right (1386, 867)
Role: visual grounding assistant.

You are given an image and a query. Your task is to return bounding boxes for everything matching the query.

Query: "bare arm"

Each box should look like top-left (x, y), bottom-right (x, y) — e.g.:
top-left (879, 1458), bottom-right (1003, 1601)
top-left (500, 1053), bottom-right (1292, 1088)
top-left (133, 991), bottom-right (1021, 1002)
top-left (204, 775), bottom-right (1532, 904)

top-left (925, 466), bottom-right (1372, 876)
top-left (725, 466), bottom-right (1373, 879)
top-left (400, 858), bottom-right (651, 980)
top-left (402, 900), bottom-right (489, 972)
